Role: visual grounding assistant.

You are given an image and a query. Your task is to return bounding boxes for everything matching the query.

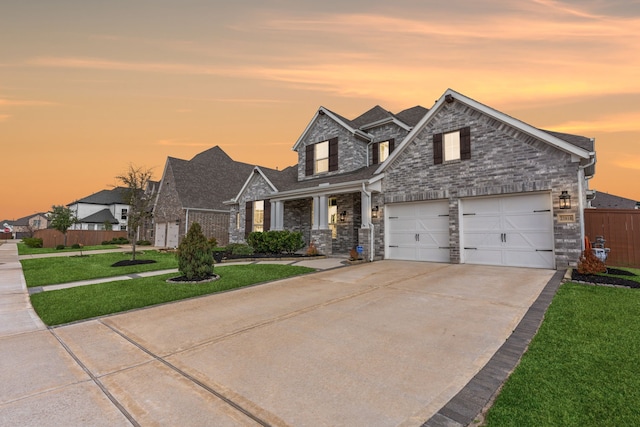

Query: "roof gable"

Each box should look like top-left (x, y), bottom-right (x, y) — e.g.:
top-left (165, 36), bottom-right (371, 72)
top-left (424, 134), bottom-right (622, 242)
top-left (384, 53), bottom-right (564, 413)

top-left (351, 106), bottom-right (393, 128)
top-left (378, 89), bottom-right (594, 174)
top-left (70, 187), bottom-right (127, 206)
top-left (79, 208), bottom-right (119, 224)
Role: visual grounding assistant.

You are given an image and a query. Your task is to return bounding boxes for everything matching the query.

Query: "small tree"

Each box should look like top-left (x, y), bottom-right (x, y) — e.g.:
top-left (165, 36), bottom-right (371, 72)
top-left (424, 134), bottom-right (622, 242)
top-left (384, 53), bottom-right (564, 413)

top-left (177, 222), bottom-right (213, 280)
top-left (115, 164), bottom-right (154, 261)
top-left (48, 205), bottom-right (78, 246)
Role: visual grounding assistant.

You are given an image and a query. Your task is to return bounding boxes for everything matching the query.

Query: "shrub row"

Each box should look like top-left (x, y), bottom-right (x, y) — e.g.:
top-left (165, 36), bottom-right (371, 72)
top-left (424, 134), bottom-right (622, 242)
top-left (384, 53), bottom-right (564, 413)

top-left (101, 237), bottom-right (130, 245)
top-left (23, 237), bottom-right (43, 248)
top-left (247, 231), bottom-right (305, 255)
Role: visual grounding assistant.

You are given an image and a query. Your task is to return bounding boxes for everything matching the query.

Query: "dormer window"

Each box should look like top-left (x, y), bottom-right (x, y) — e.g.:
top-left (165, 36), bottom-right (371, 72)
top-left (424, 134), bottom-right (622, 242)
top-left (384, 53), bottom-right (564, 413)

top-left (305, 137), bottom-right (338, 176)
top-left (315, 141), bottom-right (329, 174)
top-left (372, 139), bottom-right (395, 165)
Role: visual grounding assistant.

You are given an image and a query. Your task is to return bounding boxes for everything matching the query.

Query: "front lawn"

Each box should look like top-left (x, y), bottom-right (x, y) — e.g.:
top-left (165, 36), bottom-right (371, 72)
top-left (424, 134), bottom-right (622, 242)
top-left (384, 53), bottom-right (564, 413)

top-left (21, 251), bottom-right (179, 287)
top-left (30, 264), bottom-right (314, 326)
top-left (484, 281), bottom-right (640, 426)
top-left (18, 243), bottom-right (120, 255)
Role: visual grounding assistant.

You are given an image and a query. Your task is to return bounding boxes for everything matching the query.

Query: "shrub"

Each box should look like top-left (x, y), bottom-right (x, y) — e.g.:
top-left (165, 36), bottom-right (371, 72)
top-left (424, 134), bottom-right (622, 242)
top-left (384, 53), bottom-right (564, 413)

top-left (23, 237), bottom-right (43, 248)
top-left (207, 237), bottom-right (218, 248)
top-left (71, 243), bottom-right (81, 249)
top-left (136, 240), bottom-right (152, 246)
top-left (176, 222), bottom-right (213, 280)
top-left (110, 237), bottom-right (129, 245)
top-left (577, 248), bottom-right (606, 274)
top-left (56, 244), bottom-right (65, 250)
top-left (247, 231), bottom-right (305, 254)
top-left (101, 240), bottom-right (111, 245)
top-left (226, 243), bottom-right (254, 256)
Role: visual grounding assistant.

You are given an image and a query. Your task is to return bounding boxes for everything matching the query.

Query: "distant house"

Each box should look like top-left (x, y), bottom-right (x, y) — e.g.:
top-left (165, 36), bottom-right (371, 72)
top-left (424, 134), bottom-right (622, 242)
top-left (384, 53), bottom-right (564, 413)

top-left (226, 88), bottom-right (597, 269)
top-left (2, 213), bottom-right (49, 238)
top-left (589, 191), bottom-right (639, 209)
top-left (67, 187), bottom-right (129, 231)
top-left (152, 146), bottom-right (274, 247)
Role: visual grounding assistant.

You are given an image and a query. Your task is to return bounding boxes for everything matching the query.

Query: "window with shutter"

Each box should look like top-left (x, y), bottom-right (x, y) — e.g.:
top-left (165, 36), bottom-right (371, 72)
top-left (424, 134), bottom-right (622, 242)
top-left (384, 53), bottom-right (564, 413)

top-left (305, 145), bottom-right (314, 176)
top-left (328, 137), bottom-right (338, 172)
top-left (372, 142), bottom-right (379, 165)
top-left (433, 133), bottom-right (443, 164)
top-left (245, 201), bottom-right (252, 238)
top-left (263, 200), bottom-right (271, 231)
top-left (253, 200), bottom-right (264, 232)
top-left (460, 126), bottom-right (471, 160)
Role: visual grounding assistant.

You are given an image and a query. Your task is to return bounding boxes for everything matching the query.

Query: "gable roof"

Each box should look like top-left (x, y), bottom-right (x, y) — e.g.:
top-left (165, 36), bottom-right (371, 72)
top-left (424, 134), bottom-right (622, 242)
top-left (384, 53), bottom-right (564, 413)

top-left (591, 191), bottom-right (639, 209)
top-left (69, 187), bottom-right (127, 206)
top-left (377, 88), bottom-right (595, 174)
top-left (292, 104), bottom-right (429, 151)
top-left (79, 208), bottom-right (119, 224)
top-left (161, 146), bottom-right (262, 211)
top-left (5, 212), bottom-right (47, 226)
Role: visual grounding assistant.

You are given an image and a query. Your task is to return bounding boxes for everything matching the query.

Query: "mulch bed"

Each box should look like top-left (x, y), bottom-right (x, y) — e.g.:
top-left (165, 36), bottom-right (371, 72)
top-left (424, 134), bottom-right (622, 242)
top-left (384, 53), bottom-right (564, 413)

top-left (571, 268), bottom-right (640, 289)
top-left (111, 259), bottom-right (157, 267)
top-left (166, 274), bottom-right (219, 284)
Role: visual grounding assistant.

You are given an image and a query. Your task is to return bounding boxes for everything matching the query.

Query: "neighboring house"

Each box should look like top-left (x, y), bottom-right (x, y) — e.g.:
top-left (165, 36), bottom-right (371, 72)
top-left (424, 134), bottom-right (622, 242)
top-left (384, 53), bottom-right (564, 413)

top-left (139, 180), bottom-right (160, 243)
top-left (227, 88), bottom-right (597, 269)
top-left (152, 146), bottom-right (268, 247)
top-left (2, 213), bottom-right (49, 238)
top-left (589, 191), bottom-right (639, 209)
top-left (67, 187), bottom-right (129, 231)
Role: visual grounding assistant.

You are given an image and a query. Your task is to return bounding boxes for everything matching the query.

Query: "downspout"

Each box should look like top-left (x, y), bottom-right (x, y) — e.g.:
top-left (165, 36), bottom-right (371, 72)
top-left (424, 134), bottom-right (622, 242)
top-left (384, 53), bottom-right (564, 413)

top-left (362, 183), bottom-right (375, 262)
top-left (578, 151), bottom-right (596, 250)
top-left (185, 208), bottom-right (190, 235)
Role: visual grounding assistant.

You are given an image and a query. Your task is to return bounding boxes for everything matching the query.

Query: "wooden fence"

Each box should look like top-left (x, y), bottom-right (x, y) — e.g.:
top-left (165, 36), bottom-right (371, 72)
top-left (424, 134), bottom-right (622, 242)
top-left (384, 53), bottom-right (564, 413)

top-left (33, 229), bottom-right (128, 248)
top-left (584, 209), bottom-right (640, 268)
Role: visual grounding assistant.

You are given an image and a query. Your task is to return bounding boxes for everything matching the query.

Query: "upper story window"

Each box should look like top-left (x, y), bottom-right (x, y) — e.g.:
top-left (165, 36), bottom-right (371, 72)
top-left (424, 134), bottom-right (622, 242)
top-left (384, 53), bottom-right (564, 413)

top-left (444, 131), bottom-right (461, 161)
top-left (433, 127), bottom-right (471, 164)
top-left (372, 139), bottom-right (395, 165)
top-left (315, 141), bottom-right (329, 174)
top-left (121, 208), bottom-right (128, 220)
top-left (305, 137), bottom-right (338, 176)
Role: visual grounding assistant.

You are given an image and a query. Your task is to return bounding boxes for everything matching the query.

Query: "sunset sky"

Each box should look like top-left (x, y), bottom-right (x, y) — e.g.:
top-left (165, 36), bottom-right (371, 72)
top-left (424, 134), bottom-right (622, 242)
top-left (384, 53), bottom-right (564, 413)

top-left (1, 0), bottom-right (639, 220)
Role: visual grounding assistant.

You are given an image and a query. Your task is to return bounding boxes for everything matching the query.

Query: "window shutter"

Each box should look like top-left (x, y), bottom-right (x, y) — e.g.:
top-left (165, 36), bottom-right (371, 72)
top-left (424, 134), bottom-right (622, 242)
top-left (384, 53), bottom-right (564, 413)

top-left (328, 137), bottom-right (338, 172)
top-left (305, 145), bottom-right (314, 176)
top-left (372, 142), bottom-right (379, 165)
top-left (264, 200), bottom-right (271, 231)
top-left (245, 201), bottom-right (252, 238)
top-left (389, 138), bottom-right (395, 153)
top-left (433, 133), bottom-right (443, 165)
top-left (460, 126), bottom-right (471, 160)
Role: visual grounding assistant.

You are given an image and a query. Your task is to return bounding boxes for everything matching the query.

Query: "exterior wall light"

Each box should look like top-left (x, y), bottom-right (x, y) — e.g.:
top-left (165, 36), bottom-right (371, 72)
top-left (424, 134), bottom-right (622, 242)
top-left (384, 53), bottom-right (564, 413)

top-left (559, 191), bottom-right (571, 209)
top-left (371, 206), bottom-right (379, 219)
top-left (339, 211), bottom-right (347, 222)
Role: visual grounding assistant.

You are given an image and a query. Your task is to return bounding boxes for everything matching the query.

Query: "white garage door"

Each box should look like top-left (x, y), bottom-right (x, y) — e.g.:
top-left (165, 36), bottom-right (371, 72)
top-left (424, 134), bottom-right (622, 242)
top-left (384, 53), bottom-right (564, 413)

top-left (386, 200), bottom-right (450, 262)
top-left (462, 193), bottom-right (554, 269)
top-left (154, 223), bottom-right (166, 247)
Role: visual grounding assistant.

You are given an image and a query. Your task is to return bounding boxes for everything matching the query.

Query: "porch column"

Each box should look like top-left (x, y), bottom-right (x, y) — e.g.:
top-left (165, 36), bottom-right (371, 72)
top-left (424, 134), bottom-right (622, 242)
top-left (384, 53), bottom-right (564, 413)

top-left (318, 195), bottom-right (329, 229)
top-left (312, 196), bottom-right (320, 230)
top-left (271, 201), bottom-right (284, 230)
top-left (361, 190), bottom-right (371, 228)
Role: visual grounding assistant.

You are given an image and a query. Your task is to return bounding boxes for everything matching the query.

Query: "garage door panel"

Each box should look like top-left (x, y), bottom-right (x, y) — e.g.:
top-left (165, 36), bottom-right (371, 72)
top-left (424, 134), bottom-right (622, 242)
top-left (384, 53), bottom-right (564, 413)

top-left (387, 201), bottom-right (450, 262)
top-left (504, 249), bottom-right (554, 269)
top-left (462, 193), bottom-right (554, 269)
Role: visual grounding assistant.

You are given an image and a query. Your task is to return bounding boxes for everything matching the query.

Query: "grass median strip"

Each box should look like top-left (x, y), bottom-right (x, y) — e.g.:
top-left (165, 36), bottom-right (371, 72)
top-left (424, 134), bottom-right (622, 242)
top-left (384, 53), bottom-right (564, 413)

top-left (484, 281), bottom-right (640, 426)
top-left (30, 264), bottom-right (314, 326)
top-left (17, 243), bottom-right (120, 255)
top-left (21, 251), bottom-right (179, 287)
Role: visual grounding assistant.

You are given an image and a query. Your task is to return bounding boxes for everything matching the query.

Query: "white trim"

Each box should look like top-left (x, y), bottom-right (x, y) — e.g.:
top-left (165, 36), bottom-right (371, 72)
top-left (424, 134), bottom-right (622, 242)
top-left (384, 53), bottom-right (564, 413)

top-left (359, 116), bottom-right (412, 131)
top-left (377, 88), bottom-right (593, 174)
top-left (228, 166), bottom-right (278, 204)
top-left (292, 107), bottom-right (372, 151)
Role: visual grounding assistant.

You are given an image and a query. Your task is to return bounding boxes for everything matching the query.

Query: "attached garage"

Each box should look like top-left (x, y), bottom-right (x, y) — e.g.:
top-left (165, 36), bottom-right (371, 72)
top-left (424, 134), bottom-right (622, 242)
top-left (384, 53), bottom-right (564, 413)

top-left (386, 200), bottom-right (450, 262)
top-left (154, 222), bottom-right (180, 248)
top-left (461, 192), bottom-right (555, 269)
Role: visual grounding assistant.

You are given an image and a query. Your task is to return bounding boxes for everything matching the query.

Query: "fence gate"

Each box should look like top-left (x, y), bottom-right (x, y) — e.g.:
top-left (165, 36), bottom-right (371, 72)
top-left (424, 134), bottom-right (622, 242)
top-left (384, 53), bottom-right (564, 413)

top-left (584, 209), bottom-right (640, 268)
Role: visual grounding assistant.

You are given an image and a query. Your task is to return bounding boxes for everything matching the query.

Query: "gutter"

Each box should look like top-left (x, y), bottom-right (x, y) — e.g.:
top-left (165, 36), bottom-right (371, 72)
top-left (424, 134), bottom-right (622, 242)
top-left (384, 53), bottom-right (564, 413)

top-left (362, 183), bottom-right (375, 262)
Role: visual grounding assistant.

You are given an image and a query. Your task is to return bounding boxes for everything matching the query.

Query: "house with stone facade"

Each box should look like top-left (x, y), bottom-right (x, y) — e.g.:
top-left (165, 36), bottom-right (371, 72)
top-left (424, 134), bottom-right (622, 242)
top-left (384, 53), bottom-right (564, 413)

top-left (227, 88), bottom-right (596, 269)
top-left (152, 146), bottom-right (278, 247)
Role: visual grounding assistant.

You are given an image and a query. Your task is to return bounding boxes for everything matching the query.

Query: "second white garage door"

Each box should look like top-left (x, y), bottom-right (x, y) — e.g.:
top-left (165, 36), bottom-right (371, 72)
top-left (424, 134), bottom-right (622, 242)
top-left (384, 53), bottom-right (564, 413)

top-left (461, 193), bottom-right (555, 269)
top-left (386, 200), bottom-right (450, 262)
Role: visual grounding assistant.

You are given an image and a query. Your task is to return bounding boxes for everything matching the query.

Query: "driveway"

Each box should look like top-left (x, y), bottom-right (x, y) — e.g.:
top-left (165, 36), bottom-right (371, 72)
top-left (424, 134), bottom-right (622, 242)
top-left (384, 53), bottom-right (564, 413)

top-left (1, 259), bottom-right (555, 426)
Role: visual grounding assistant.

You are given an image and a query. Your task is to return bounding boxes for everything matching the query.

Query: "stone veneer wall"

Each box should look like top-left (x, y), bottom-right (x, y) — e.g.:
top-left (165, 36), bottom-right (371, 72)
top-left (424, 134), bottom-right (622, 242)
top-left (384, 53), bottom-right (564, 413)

top-left (297, 115), bottom-right (368, 181)
top-left (382, 101), bottom-right (585, 268)
top-left (228, 173), bottom-right (275, 243)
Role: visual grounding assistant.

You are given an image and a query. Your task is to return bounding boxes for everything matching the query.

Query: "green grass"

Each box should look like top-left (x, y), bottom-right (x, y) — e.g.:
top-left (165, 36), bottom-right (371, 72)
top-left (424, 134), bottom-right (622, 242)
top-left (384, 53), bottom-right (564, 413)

top-left (21, 251), bottom-right (179, 287)
top-left (484, 281), bottom-right (640, 426)
top-left (30, 264), bottom-right (314, 326)
top-left (18, 242), bottom-right (120, 255)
